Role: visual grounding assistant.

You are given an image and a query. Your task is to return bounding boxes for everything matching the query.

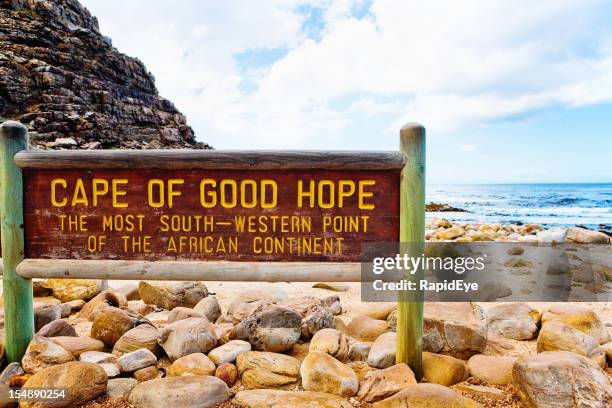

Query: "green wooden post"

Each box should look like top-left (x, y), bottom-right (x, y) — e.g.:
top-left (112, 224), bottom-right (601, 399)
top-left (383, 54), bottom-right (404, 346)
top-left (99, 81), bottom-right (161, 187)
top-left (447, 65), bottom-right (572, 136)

top-left (396, 123), bottom-right (425, 380)
top-left (0, 121), bottom-right (33, 362)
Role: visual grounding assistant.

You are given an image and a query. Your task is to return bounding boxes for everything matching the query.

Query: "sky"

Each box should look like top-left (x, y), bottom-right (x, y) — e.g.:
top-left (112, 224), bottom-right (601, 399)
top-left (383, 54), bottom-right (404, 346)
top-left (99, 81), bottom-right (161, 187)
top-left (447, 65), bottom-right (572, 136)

top-left (81, 0), bottom-right (612, 184)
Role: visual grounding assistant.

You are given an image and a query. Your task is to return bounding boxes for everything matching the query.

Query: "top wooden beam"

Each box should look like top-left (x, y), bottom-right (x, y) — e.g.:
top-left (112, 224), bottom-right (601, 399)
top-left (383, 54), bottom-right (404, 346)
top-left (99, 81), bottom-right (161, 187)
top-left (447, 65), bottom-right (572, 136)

top-left (14, 150), bottom-right (405, 170)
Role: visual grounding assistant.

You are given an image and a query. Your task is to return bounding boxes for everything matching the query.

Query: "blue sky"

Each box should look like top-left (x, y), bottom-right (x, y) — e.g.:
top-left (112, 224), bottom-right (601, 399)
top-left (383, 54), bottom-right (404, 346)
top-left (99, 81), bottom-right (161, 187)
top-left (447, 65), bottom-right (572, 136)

top-left (81, 0), bottom-right (612, 184)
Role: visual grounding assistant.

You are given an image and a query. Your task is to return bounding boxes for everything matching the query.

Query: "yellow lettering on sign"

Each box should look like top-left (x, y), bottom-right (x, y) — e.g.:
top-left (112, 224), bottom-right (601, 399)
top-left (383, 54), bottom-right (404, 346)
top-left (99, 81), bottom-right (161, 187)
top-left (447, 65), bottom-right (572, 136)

top-left (112, 179), bottom-right (128, 208)
top-left (72, 179), bottom-right (88, 206)
top-left (51, 178), bottom-right (68, 207)
top-left (358, 180), bottom-right (375, 210)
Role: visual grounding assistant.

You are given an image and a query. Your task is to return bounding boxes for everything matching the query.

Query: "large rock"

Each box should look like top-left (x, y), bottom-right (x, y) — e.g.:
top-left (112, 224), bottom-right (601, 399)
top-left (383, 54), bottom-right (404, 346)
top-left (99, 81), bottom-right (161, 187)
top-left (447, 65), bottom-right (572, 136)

top-left (208, 340), bottom-right (251, 365)
top-left (300, 351), bottom-right (358, 397)
top-left (80, 351), bottom-right (117, 365)
top-left (537, 321), bottom-right (606, 368)
top-left (236, 351), bottom-right (300, 389)
top-left (20, 362), bottom-right (107, 408)
top-left (346, 315), bottom-right (389, 342)
top-left (21, 335), bottom-right (75, 374)
top-left (34, 279), bottom-right (101, 303)
top-left (486, 303), bottom-right (541, 340)
top-left (106, 377), bottom-right (138, 399)
top-left (373, 383), bottom-right (482, 408)
top-left (128, 376), bottom-right (230, 408)
top-left (422, 352), bottom-right (469, 386)
top-left (168, 352), bottom-right (216, 376)
top-left (34, 304), bottom-right (62, 331)
top-left (37, 319), bottom-right (77, 338)
top-left (138, 281), bottom-right (209, 310)
top-left (422, 302), bottom-right (487, 359)
top-left (49, 336), bottom-right (105, 357)
top-left (217, 298), bottom-right (273, 325)
top-left (300, 304), bottom-right (335, 339)
top-left (113, 324), bottom-right (162, 356)
top-left (167, 307), bottom-right (204, 323)
top-left (194, 296), bottom-right (222, 322)
top-left (368, 332), bottom-right (396, 369)
top-left (117, 348), bottom-right (157, 372)
top-left (513, 351), bottom-right (612, 408)
top-left (541, 304), bottom-right (610, 345)
top-left (159, 317), bottom-right (217, 360)
top-left (356, 363), bottom-right (416, 402)
top-left (232, 304), bottom-right (301, 352)
top-left (233, 389), bottom-right (352, 408)
top-left (78, 290), bottom-right (128, 321)
top-left (215, 363), bottom-right (238, 387)
top-left (309, 328), bottom-right (350, 362)
top-left (467, 355), bottom-right (515, 385)
top-left (91, 306), bottom-right (141, 348)
top-left (566, 227), bottom-right (611, 244)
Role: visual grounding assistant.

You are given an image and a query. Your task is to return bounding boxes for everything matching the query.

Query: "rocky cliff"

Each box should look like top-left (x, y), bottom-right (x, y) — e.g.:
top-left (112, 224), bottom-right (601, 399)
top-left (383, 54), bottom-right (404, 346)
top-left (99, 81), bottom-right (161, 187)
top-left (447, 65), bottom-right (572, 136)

top-left (0, 0), bottom-right (209, 149)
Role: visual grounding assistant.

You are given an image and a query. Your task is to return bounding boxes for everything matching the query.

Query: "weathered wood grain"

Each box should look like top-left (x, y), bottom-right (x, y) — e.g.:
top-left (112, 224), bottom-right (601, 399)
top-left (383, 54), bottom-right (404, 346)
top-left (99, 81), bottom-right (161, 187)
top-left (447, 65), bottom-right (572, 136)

top-left (396, 123), bottom-right (425, 380)
top-left (15, 150), bottom-right (406, 170)
top-left (17, 259), bottom-right (361, 282)
top-left (0, 121), bottom-right (34, 362)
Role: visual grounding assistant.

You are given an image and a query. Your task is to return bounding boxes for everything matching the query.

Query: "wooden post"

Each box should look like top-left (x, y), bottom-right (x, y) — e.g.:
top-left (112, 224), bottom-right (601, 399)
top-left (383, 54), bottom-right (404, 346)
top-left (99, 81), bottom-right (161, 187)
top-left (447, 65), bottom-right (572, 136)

top-left (396, 123), bottom-right (425, 380)
top-left (0, 121), bottom-right (34, 362)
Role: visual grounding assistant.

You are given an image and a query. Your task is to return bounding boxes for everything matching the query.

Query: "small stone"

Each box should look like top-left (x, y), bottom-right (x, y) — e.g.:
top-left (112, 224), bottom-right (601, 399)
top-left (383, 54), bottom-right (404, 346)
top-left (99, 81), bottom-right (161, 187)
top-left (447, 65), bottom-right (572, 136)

top-left (127, 300), bottom-right (156, 316)
top-left (236, 351), bottom-right (300, 389)
top-left (233, 389), bottom-right (352, 408)
top-left (312, 282), bottom-right (350, 292)
top-left (506, 246), bottom-right (525, 255)
top-left (34, 304), bottom-right (61, 331)
top-left (138, 281), bottom-right (209, 310)
top-left (50, 336), bottom-right (105, 357)
top-left (106, 377), bottom-right (138, 399)
top-left (300, 351), bottom-right (359, 397)
top-left (566, 226), bottom-right (611, 244)
top-left (422, 352), bottom-right (470, 386)
top-left (78, 290), bottom-right (127, 321)
top-left (37, 319), bottom-right (77, 337)
top-left (80, 351), bottom-right (117, 365)
top-left (537, 321), bottom-right (606, 368)
top-left (455, 384), bottom-right (506, 400)
top-left (168, 352), bottom-right (216, 376)
top-left (309, 328), bottom-right (350, 361)
top-left (486, 303), bottom-right (541, 340)
top-left (100, 362), bottom-right (121, 378)
top-left (36, 279), bottom-right (101, 303)
top-left (194, 296), bottom-right (222, 322)
top-left (300, 303), bottom-right (335, 339)
top-left (357, 363), bottom-right (416, 402)
top-left (467, 355), bottom-right (515, 385)
top-left (232, 305), bottom-right (301, 353)
top-left (348, 342), bottom-right (371, 362)
top-left (541, 304), bottom-right (610, 345)
top-left (364, 303), bottom-right (397, 320)
top-left (0, 362), bottom-right (24, 384)
top-left (215, 362), bottom-right (238, 387)
top-left (346, 315), bottom-right (389, 342)
top-left (113, 323), bottom-right (161, 357)
top-left (134, 365), bottom-right (159, 382)
top-left (159, 317), bottom-right (217, 360)
top-left (368, 332), bottom-right (396, 369)
top-left (118, 348), bottom-right (157, 372)
top-left (166, 306), bottom-right (204, 323)
top-left (208, 339), bottom-right (251, 365)
top-left (373, 383), bottom-right (482, 408)
top-left (90, 306), bottom-right (139, 348)
top-left (128, 376), bottom-right (230, 408)
top-left (435, 226), bottom-right (466, 240)
top-left (21, 335), bottom-right (75, 374)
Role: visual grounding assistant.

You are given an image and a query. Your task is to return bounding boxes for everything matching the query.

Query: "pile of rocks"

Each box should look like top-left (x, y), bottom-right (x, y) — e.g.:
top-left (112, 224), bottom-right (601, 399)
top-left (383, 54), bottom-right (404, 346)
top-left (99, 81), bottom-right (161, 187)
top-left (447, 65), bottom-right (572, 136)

top-left (0, 0), bottom-right (210, 149)
top-left (0, 279), bottom-right (610, 408)
top-left (427, 219), bottom-right (611, 244)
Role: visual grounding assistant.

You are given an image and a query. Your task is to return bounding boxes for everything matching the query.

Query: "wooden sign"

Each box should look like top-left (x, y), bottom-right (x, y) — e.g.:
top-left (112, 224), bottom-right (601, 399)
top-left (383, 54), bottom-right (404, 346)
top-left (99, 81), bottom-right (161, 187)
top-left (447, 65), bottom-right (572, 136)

top-left (23, 168), bottom-right (399, 261)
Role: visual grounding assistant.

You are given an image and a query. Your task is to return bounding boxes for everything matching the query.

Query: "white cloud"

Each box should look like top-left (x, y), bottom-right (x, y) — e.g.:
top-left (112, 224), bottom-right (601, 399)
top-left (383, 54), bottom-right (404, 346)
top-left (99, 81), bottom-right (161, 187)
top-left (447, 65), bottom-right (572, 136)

top-left (81, 0), bottom-right (612, 149)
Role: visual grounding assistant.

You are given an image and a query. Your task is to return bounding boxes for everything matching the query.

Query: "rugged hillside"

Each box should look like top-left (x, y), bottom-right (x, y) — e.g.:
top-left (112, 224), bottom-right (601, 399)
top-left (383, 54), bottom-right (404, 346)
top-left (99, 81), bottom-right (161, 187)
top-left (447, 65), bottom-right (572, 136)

top-left (0, 0), bottom-right (209, 149)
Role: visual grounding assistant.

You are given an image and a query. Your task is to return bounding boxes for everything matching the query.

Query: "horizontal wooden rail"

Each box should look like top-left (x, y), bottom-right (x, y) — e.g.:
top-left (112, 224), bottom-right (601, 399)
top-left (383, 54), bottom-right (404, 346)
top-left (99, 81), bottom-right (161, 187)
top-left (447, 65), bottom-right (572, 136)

top-left (17, 259), bottom-right (362, 282)
top-left (15, 150), bottom-right (405, 170)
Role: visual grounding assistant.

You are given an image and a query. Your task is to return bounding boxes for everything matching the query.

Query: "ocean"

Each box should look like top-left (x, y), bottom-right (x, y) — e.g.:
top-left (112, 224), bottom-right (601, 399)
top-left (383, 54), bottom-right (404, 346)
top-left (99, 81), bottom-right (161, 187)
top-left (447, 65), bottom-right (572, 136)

top-left (426, 183), bottom-right (612, 229)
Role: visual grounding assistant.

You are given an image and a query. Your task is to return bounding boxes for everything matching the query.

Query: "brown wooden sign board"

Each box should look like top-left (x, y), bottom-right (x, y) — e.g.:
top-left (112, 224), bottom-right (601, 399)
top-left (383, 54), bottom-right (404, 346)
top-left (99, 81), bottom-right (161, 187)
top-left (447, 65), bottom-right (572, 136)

top-left (24, 168), bottom-right (399, 261)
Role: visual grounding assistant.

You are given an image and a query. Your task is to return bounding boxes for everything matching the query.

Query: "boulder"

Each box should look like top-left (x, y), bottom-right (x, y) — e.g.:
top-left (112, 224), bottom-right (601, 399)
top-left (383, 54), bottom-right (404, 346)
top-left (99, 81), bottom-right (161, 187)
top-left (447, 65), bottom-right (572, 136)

top-left (513, 351), bottom-right (612, 408)
top-left (541, 304), bottom-right (610, 344)
top-left (118, 348), bottom-right (157, 372)
top-left (232, 305), bottom-right (301, 352)
top-left (134, 365), bottom-right (159, 382)
top-left (128, 376), bottom-right (230, 408)
top-left (91, 306), bottom-right (141, 348)
top-left (113, 323), bottom-right (161, 356)
top-left (50, 336), bottom-right (105, 357)
top-left (233, 389), bottom-right (352, 408)
top-left (167, 306), bottom-right (204, 323)
top-left (138, 281), bottom-right (209, 310)
top-left (159, 317), bottom-right (217, 360)
top-left (34, 279), bottom-right (101, 302)
top-left (215, 363), bottom-right (238, 387)
top-left (21, 335), bottom-right (75, 374)
top-left (106, 377), bottom-right (138, 399)
top-left (422, 352), bottom-right (469, 386)
top-left (368, 332), bottom-right (396, 369)
top-left (346, 315), bottom-right (389, 342)
top-left (486, 303), bottom-right (541, 340)
top-left (78, 290), bottom-right (127, 321)
top-left (34, 304), bottom-right (61, 331)
top-left (300, 351), bottom-right (358, 397)
top-left (566, 227), bottom-right (611, 244)
top-left (194, 296), bottom-right (222, 322)
top-left (422, 302), bottom-right (487, 359)
top-left (208, 339), bottom-right (251, 365)
top-left (236, 351), bottom-right (300, 389)
top-left (467, 355), bottom-right (515, 385)
top-left (20, 362), bottom-right (107, 408)
top-left (168, 352), bottom-right (216, 376)
top-left (373, 383), bottom-right (482, 408)
top-left (537, 321), bottom-right (606, 368)
top-left (37, 319), bottom-right (77, 337)
top-left (309, 328), bottom-right (350, 362)
top-left (357, 363), bottom-right (416, 402)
